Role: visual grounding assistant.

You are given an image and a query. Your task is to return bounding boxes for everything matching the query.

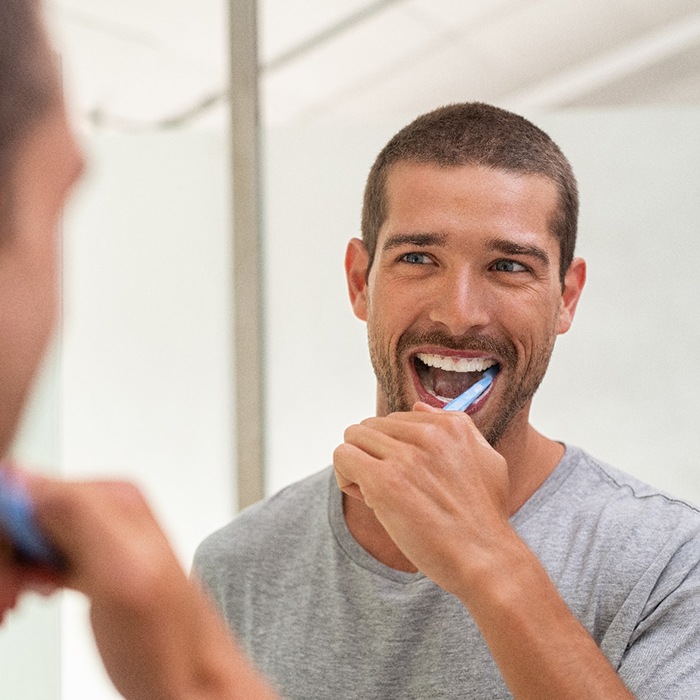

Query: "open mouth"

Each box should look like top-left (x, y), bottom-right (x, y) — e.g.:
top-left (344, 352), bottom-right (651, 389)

top-left (413, 353), bottom-right (498, 404)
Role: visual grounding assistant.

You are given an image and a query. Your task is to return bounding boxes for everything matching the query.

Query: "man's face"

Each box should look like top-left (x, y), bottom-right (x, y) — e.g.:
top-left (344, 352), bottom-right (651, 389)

top-left (345, 162), bottom-right (584, 446)
top-left (0, 101), bottom-right (84, 454)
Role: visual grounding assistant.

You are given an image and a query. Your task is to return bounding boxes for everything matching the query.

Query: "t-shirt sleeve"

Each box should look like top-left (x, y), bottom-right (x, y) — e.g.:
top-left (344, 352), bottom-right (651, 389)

top-left (616, 540), bottom-right (700, 698)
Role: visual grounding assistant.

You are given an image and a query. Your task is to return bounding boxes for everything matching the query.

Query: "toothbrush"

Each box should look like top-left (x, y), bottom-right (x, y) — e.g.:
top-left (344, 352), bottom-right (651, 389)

top-left (0, 469), bottom-right (65, 569)
top-left (443, 365), bottom-right (499, 412)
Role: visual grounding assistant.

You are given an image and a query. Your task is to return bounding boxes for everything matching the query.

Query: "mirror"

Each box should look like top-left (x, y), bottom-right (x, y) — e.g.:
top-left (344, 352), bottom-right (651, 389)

top-left (257, 0), bottom-right (700, 503)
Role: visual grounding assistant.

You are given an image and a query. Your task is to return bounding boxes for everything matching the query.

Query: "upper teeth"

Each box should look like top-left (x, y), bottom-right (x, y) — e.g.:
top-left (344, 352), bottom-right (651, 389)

top-left (416, 353), bottom-right (496, 373)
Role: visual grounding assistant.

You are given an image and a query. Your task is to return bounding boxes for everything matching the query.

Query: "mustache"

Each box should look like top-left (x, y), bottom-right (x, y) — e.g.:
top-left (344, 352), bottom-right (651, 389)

top-left (397, 329), bottom-right (517, 364)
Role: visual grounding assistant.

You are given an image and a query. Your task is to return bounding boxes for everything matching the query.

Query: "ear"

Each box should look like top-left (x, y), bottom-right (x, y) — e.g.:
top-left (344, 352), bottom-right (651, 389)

top-left (345, 238), bottom-right (370, 322)
top-left (556, 257), bottom-right (586, 335)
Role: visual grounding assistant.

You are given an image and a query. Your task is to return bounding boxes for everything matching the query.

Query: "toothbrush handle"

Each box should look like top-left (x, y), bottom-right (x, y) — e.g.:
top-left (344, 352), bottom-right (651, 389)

top-left (0, 470), bottom-right (65, 570)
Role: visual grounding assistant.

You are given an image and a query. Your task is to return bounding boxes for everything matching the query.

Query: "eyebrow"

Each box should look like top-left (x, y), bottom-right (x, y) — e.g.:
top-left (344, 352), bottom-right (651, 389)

top-left (381, 232), bottom-right (448, 251)
top-left (488, 238), bottom-right (551, 268)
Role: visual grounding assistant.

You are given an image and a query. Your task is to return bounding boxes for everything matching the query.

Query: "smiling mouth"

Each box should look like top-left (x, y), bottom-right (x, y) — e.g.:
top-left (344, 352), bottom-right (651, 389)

top-left (413, 353), bottom-right (498, 402)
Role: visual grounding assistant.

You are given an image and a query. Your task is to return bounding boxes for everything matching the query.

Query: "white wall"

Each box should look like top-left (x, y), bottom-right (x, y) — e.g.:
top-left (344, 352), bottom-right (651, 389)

top-left (263, 108), bottom-right (700, 508)
top-left (59, 130), bottom-right (235, 699)
top-left (533, 108), bottom-right (700, 500)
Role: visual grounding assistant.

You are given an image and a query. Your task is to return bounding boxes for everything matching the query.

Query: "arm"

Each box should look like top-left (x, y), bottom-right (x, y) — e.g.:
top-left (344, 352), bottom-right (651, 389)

top-left (333, 406), bottom-right (634, 700)
top-left (1, 472), bottom-right (278, 700)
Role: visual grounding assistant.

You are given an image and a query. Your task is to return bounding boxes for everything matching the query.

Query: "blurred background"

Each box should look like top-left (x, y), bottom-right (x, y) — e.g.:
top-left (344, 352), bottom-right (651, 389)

top-left (47, 0), bottom-right (700, 127)
top-left (2, 1), bottom-right (700, 698)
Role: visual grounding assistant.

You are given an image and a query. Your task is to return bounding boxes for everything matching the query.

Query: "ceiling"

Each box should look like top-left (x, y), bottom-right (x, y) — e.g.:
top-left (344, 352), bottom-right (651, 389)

top-left (46, 0), bottom-right (700, 131)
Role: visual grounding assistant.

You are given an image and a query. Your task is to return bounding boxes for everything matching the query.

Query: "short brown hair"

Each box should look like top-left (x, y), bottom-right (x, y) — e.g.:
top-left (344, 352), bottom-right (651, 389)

top-left (0, 0), bottom-right (58, 233)
top-left (361, 103), bottom-right (578, 283)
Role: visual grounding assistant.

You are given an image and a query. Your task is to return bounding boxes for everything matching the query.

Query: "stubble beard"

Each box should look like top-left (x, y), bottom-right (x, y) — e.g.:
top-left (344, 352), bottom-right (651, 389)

top-left (367, 324), bottom-right (557, 448)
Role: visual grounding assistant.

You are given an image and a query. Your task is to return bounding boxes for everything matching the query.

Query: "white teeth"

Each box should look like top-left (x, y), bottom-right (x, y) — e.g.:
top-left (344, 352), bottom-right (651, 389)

top-left (416, 353), bottom-right (496, 373)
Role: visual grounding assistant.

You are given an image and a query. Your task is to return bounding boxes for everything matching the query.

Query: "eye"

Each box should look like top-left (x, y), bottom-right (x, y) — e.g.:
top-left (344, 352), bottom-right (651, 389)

top-left (492, 259), bottom-right (528, 273)
top-left (401, 252), bottom-right (432, 265)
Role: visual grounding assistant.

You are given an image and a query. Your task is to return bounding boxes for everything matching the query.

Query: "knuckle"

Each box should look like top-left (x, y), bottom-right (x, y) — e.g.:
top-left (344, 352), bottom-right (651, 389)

top-left (343, 424), bottom-right (361, 442)
top-left (332, 444), bottom-right (347, 465)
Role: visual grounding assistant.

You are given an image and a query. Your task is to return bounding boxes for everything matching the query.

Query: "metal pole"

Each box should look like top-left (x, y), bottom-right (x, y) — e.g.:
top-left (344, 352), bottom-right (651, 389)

top-left (229, 0), bottom-right (265, 509)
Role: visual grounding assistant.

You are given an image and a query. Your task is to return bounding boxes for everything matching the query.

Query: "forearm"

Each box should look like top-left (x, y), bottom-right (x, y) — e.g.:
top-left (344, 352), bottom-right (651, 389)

top-left (458, 531), bottom-right (634, 700)
top-left (91, 577), bottom-right (279, 700)
top-left (175, 583), bottom-right (280, 700)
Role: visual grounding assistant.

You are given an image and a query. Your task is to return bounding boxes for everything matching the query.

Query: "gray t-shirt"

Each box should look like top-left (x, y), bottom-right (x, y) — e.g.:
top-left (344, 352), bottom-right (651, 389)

top-left (194, 445), bottom-right (700, 699)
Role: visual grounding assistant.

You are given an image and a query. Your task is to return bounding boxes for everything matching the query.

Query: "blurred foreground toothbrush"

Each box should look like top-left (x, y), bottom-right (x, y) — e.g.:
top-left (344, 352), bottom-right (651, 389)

top-left (443, 365), bottom-right (499, 412)
top-left (0, 468), bottom-right (65, 570)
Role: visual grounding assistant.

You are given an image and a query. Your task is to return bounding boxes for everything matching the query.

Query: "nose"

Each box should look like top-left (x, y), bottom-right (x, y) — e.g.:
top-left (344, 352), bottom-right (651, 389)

top-left (427, 268), bottom-right (491, 336)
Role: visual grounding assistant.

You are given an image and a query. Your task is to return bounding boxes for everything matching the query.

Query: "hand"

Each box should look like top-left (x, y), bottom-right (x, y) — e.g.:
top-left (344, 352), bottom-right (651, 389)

top-left (335, 409), bottom-right (637, 700)
top-left (0, 466), bottom-right (61, 621)
top-left (0, 546), bottom-right (57, 620)
top-left (1, 469), bottom-right (278, 700)
top-left (333, 402), bottom-right (512, 598)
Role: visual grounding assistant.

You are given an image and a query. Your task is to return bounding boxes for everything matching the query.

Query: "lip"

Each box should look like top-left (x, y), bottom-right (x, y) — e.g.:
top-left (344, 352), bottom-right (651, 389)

top-left (407, 346), bottom-right (499, 410)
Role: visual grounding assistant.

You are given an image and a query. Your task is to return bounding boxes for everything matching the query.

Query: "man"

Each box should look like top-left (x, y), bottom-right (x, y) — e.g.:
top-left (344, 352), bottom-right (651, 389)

top-left (195, 103), bottom-right (700, 698)
top-left (0, 1), bottom-right (278, 697)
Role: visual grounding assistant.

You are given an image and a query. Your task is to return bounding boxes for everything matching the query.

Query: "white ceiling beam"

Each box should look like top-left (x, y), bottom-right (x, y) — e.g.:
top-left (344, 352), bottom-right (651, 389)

top-left (503, 11), bottom-right (700, 112)
top-left (263, 0), bottom-right (408, 72)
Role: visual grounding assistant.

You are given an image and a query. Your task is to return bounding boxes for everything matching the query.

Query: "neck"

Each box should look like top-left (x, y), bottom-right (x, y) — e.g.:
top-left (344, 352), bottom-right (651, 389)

top-left (493, 414), bottom-right (565, 514)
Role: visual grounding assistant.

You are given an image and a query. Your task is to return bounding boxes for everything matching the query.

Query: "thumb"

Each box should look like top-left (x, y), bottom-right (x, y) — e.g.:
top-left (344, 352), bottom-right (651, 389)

top-left (413, 401), bottom-right (442, 414)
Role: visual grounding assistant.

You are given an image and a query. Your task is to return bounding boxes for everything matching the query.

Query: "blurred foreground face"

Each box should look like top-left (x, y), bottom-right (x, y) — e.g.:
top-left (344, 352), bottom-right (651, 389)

top-left (0, 101), bottom-right (83, 455)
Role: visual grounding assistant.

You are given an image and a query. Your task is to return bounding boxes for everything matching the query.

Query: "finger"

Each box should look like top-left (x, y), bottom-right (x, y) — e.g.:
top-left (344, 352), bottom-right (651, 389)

top-left (342, 422), bottom-right (405, 460)
top-left (27, 480), bottom-right (147, 581)
top-left (333, 442), bottom-right (384, 503)
top-left (412, 401), bottom-right (443, 413)
top-left (333, 464), bottom-right (364, 502)
top-left (0, 569), bottom-right (21, 621)
top-left (360, 410), bottom-right (472, 447)
top-left (337, 480), bottom-right (364, 502)
top-left (364, 409), bottom-right (469, 428)
top-left (0, 532), bottom-right (14, 566)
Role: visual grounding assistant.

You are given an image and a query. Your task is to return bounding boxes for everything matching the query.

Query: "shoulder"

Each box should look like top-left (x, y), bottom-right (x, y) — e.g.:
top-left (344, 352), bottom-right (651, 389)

top-left (521, 446), bottom-right (700, 625)
top-left (567, 446), bottom-right (700, 524)
top-left (558, 446), bottom-right (700, 561)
